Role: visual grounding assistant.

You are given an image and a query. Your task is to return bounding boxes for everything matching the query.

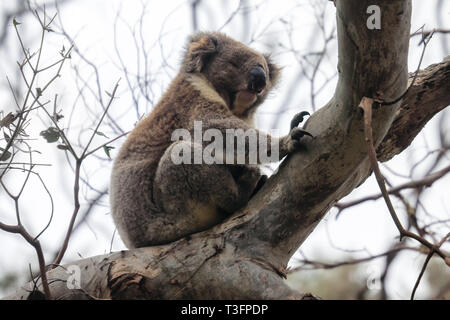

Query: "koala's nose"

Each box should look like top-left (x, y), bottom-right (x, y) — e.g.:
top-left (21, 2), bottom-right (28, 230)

top-left (248, 65), bottom-right (266, 94)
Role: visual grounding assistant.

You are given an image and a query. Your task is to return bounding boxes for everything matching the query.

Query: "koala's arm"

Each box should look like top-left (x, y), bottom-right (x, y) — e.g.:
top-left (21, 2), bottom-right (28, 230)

top-left (203, 111), bottom-right (311, 164)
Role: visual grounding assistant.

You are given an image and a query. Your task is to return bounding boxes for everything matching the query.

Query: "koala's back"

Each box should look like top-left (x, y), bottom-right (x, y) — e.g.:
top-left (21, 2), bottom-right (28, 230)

top-left (110, 74), bottom-right (226, 248)
top-left (111, 75), bottom-right (189, 248)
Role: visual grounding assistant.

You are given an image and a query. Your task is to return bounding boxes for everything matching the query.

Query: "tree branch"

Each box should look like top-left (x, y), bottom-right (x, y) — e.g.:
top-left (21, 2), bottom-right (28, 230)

top-left (377, 55), bottom-right (450, 162)
top-left (223, 0), bottom-right (411, 271)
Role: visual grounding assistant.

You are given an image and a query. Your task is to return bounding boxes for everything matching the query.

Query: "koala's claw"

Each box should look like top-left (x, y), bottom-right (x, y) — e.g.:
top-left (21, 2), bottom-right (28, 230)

top-left (290, 111), bottom-right (310, 130)
top-left (291, 127), bottom-right (313, 140)
top-left (284, 118), bottom-right (313, 154)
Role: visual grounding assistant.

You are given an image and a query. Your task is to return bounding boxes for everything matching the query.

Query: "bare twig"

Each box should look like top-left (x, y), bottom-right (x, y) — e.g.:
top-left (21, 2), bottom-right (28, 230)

top-left (380, 28), bottom-right (434, 106)
top-left (335, 164), bottom-right (450, 213)
top-left (410, 28), bottom-right (450, 39)
top-left (0, 221), bottom-right (51, 299)
top-left (359, 97), bottom-right (449, 264)
top-left (52, 80), bottom-right (120, 267)
top-left (411, 232), bottom-right (450, 300)
top-left (289, 246), bottom-right (420, 272)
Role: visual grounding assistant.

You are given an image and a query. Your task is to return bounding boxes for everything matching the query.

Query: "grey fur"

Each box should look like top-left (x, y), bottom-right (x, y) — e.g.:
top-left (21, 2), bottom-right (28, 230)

top-left (110, 32), bottom-right (309, 248)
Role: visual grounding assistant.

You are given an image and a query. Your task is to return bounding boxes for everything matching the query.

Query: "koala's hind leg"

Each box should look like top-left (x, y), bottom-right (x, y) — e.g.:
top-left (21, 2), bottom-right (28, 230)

top-left (228, 164), bottom-right (265, 204)
top-left (153, 141), bottom-right (260, 239)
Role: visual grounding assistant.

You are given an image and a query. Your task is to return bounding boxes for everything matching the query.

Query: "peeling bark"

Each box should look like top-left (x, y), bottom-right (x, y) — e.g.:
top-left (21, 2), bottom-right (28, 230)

top-left (4, 0), bottom-right (449, 300)
top-left (378, 55), bottom-right (450, 161)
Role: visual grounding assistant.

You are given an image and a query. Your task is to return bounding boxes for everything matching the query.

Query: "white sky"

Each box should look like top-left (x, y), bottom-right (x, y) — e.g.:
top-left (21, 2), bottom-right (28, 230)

top-left (0, 0), bottom-right (449, 299)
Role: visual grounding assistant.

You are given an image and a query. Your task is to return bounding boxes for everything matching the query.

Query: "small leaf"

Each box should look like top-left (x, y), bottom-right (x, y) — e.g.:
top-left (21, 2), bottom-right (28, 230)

top-left (53, 112), bottom-right (64, 122)
top-left (103, 145), bottom-right (114, 159)
top-left (12, 18), bottom-right (21, 26)
top-left (40, 127), bottom-right (60, 143)
top-left (0, 147), bottom-right (12, 161)
top-left (0, 113), bottom-right (16, 128)
top-left (95, 131), bottom-right (109, 138)
top-left (60, 45), bottom-right (66, 57)
top-left (57, 144), bottom-right (70, 150)
top-left (4, 132), bottom-right (11, 142)
top-left (36, 87), bottom-right (42, 97)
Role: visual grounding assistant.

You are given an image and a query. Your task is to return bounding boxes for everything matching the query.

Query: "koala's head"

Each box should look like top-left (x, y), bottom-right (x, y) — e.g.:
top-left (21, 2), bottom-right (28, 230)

top-left (182, 32), bottom-right (280, 118)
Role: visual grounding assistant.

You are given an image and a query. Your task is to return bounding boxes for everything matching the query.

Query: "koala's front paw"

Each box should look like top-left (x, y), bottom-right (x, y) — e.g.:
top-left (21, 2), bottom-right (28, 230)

top-left (284, 128), bottom-right (312, 153)
top-left (281, 111), bottom-right (313, 155)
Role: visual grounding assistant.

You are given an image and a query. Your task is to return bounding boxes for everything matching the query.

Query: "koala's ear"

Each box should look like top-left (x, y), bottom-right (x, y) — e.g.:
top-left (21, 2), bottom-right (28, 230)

top-left (184, 33), bottom-right (219, 73)
top-left (264, 54), bottom-right (281, 86)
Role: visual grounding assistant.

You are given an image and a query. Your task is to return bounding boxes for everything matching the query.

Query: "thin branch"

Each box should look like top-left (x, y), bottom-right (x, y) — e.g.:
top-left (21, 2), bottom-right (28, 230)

top-left (335, 164), bottom-right (450, 213)
top-left (0, 222), bottom-right (51, 299)
top-left (52, 81), bottom-right (120, 267)
top-left (52, 159), bottom-right (81, 266)
top-left (410, 28), bottom-right (450, 39)
top-left (410, 232), bottom-right (450, 300)
top-left (380, 28), bottom-right (434, 106)
top-left (289, 246), bottom-right (420, 272)
top-left (359, 97), bottom-right (449, 263)
top-left (83, 130), bottom-right (129, 158)
top-left (80, 80), bottom-right (120, 160)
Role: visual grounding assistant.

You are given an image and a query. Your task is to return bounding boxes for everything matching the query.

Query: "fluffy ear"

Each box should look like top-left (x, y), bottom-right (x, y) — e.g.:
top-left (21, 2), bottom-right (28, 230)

top-left (183, 33), bottom-right (219, 73)
top-left (264, 54), bottom-right (281, 86)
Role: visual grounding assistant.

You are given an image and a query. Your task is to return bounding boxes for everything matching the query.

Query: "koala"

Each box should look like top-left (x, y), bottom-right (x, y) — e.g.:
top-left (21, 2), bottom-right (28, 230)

top-left (109, 32), bottom-right (311, 248)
